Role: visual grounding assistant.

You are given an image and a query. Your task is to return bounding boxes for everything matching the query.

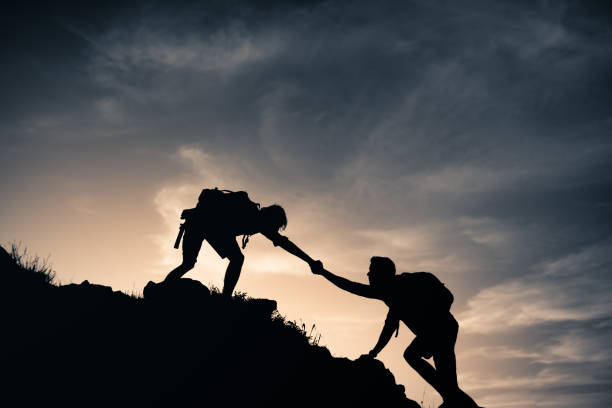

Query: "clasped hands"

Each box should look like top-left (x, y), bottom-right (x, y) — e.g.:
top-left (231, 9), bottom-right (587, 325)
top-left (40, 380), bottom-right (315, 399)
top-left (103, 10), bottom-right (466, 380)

top-left (309, 259), bottom-right (324, 275)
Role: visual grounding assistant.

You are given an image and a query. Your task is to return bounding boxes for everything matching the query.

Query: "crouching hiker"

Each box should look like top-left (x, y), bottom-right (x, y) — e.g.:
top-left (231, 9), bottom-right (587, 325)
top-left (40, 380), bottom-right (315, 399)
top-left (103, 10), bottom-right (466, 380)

top-left (311, 257), bottom-right (480, 408)
top-left (165, 188), bottom-right (320, 297)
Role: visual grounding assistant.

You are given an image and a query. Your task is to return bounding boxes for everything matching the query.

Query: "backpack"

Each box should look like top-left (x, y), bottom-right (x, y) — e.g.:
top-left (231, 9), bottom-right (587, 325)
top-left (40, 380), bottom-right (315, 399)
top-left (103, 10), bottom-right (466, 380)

top-left (196, 188), bottom-right (261, 248)
top-left (396, 272), bottom-right (454, 312)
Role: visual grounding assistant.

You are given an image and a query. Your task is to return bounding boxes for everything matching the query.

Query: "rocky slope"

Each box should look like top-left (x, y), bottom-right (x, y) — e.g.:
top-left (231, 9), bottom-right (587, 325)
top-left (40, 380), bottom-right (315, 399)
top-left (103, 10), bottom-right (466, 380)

top-left (0, 246), bottom-right (419, 407)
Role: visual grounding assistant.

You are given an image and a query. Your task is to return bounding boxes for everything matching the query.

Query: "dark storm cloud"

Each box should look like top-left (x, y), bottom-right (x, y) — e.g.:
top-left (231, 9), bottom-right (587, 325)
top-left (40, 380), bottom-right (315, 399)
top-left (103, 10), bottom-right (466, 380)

top-left (2, 1), bottom-right (612, 406)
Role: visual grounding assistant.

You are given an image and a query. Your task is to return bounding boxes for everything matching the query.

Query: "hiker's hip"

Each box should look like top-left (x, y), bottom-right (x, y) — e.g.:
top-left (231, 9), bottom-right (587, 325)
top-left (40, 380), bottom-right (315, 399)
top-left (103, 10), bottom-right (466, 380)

top-left (407, 312), bottom-right (458, 340)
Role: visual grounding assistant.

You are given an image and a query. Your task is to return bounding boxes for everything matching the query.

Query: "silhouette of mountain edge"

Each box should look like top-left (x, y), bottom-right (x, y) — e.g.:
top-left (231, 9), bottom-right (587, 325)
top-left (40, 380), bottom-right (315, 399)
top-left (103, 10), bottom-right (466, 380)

top-left (0, 246), bottom-right (420, 407)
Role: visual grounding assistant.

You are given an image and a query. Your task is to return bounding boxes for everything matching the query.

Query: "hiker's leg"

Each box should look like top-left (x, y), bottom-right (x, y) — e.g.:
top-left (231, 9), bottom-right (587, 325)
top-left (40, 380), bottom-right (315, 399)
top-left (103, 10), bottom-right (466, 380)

top-left (433, 350), bottom-right (459, 401)
top-left (164, 259), bottom-right (196, 282)
top-left (404, 338), bottom-right (445, 397)
top-left (433, 314), bottom-right (474, 405)
top-left (222, 243), bottom-right (244, 298)
top-left (434, 344), bottom-right (478, 405)
top-left (163, 228), bottom-right (202, 282)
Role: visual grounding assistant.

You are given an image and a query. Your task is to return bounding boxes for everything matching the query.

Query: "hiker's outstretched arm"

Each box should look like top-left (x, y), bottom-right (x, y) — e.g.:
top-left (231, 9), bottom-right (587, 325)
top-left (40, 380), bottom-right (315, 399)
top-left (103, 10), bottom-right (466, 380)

top-left (315, 267), bottom-right (378, 299)
top-left (367, 311), bottom-right (399, 358)
top-left (263, 232), bottom-right (316, 264)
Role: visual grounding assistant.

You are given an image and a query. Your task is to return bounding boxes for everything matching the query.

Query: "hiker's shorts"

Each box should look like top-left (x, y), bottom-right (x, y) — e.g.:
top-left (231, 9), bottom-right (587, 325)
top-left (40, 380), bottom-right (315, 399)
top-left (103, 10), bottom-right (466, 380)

top-left (408, 313), bottom-right (459, 358)
top-left (182, 227), bottom-right (240, 263)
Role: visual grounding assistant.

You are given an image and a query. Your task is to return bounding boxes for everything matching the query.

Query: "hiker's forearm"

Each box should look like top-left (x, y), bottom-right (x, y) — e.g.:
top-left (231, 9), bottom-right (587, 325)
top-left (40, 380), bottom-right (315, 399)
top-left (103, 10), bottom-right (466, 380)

top-left (320, 269), bottom-right (376, 299)
top-left (370, 320), bottom-right (396, 356)
top-left (278, 239), bottom-right (314, 264)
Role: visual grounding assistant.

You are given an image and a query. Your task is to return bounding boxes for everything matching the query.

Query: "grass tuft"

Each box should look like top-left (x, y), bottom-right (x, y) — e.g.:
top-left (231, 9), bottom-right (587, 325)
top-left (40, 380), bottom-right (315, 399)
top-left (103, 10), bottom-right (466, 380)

top-left (8, 241), bottom-right (56, 284)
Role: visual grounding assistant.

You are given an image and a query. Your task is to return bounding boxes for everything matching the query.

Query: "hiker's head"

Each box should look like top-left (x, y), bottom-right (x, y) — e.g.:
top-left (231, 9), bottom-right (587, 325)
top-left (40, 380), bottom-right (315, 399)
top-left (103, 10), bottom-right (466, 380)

top-left (368, 256), bottom-right (395, 286)
top-left (261, 204), bottom-right (287, 232)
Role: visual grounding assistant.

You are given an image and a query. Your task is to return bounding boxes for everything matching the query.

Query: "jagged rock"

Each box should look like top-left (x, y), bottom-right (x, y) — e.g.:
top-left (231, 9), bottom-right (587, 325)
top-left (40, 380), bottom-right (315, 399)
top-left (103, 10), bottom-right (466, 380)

top-left (60, 280), bottom-right (113, 295)
top-left (57, 280), bottom-right (132, 308)
top-left (239, 297), bottom-right (278, 318)
top-left (144, 278), bottom-right (211, 303)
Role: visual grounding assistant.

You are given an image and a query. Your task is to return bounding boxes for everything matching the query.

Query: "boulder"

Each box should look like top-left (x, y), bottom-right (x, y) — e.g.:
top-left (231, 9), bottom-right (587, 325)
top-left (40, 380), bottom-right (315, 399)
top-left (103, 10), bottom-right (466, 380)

top-left (143, 278), bottom-right (211, 305)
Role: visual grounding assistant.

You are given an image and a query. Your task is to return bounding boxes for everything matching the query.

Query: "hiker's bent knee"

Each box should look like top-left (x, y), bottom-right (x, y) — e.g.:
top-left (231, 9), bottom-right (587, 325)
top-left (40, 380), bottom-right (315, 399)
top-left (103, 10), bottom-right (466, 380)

top-left (404, 346), bottom-right (421, 364)
top-left (182, 259), bottom-right (196, 269)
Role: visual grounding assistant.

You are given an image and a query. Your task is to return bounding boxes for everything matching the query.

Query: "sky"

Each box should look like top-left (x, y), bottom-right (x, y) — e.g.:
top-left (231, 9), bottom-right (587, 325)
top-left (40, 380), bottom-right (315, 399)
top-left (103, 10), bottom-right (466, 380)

top-left (2, 1), bottom-right (612, 406)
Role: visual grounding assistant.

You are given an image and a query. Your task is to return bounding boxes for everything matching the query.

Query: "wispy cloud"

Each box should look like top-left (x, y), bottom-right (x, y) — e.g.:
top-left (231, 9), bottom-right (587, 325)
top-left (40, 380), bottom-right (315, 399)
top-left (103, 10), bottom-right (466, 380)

top-left (460, 239), bottom-right (612, 333)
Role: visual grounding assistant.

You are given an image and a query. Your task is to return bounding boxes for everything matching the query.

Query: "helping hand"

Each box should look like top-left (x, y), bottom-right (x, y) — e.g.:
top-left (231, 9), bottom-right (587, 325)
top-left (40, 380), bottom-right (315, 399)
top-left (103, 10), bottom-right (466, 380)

top-left (358, 351), bottom-right (377, 361)
top-left (358, 350), bottom-right (377, 360)
top-left (309, 260), bottom-right (324, 275)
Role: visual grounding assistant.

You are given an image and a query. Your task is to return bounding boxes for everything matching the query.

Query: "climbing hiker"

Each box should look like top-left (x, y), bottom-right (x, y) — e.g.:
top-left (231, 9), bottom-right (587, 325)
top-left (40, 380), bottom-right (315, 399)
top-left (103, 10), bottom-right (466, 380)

top-left (311, 257), bottom-right (480, 408)
top-left (164, 188), bottom-right (319, 298)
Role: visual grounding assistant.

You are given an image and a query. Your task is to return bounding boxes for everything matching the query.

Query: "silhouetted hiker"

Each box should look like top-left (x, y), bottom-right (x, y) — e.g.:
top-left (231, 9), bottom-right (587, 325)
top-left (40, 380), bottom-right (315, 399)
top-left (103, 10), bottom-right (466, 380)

top-left (164, 188), bottom-right (319, 297)
top-left (311, 257), bottom-right (480, 408)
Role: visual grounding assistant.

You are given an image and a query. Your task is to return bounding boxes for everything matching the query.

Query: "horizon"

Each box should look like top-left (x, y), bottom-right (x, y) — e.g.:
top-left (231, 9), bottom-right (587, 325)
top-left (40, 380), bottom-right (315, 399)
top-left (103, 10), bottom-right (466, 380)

top-left (2, 1), bottom-right (612, 407)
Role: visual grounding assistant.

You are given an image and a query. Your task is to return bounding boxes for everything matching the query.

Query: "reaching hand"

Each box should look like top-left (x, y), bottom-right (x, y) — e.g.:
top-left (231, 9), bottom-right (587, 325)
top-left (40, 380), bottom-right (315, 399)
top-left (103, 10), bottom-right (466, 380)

top-left (309, 260), bottom-right (324, 275)
top-left (358, 351), bottom-right (376, 360)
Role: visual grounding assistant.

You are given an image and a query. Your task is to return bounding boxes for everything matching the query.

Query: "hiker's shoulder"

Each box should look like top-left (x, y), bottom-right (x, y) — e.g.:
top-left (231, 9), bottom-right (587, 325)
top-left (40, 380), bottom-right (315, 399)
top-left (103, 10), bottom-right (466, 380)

top-left (397, 271), bottom-right (436, 278)
top-left (394, 271), bottom-right (423, 279)
top-left (393, 272), bottom-right (438, 285)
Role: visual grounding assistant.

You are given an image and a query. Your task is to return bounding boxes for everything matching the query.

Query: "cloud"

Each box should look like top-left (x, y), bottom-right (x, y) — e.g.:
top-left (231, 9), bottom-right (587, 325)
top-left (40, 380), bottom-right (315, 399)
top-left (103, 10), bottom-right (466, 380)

top-left (459, 239), bottom-right (612, 333)
top-left (66, 194), bottom-right (98, 216)
top-left (462, 327), bottom-right (612, 365)
top-left (538, 329), bottom-right (612, 364)
top-left (89, 18), bottom-right (283, 101)
top-left (456, 239), bottom-right (612, 407)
